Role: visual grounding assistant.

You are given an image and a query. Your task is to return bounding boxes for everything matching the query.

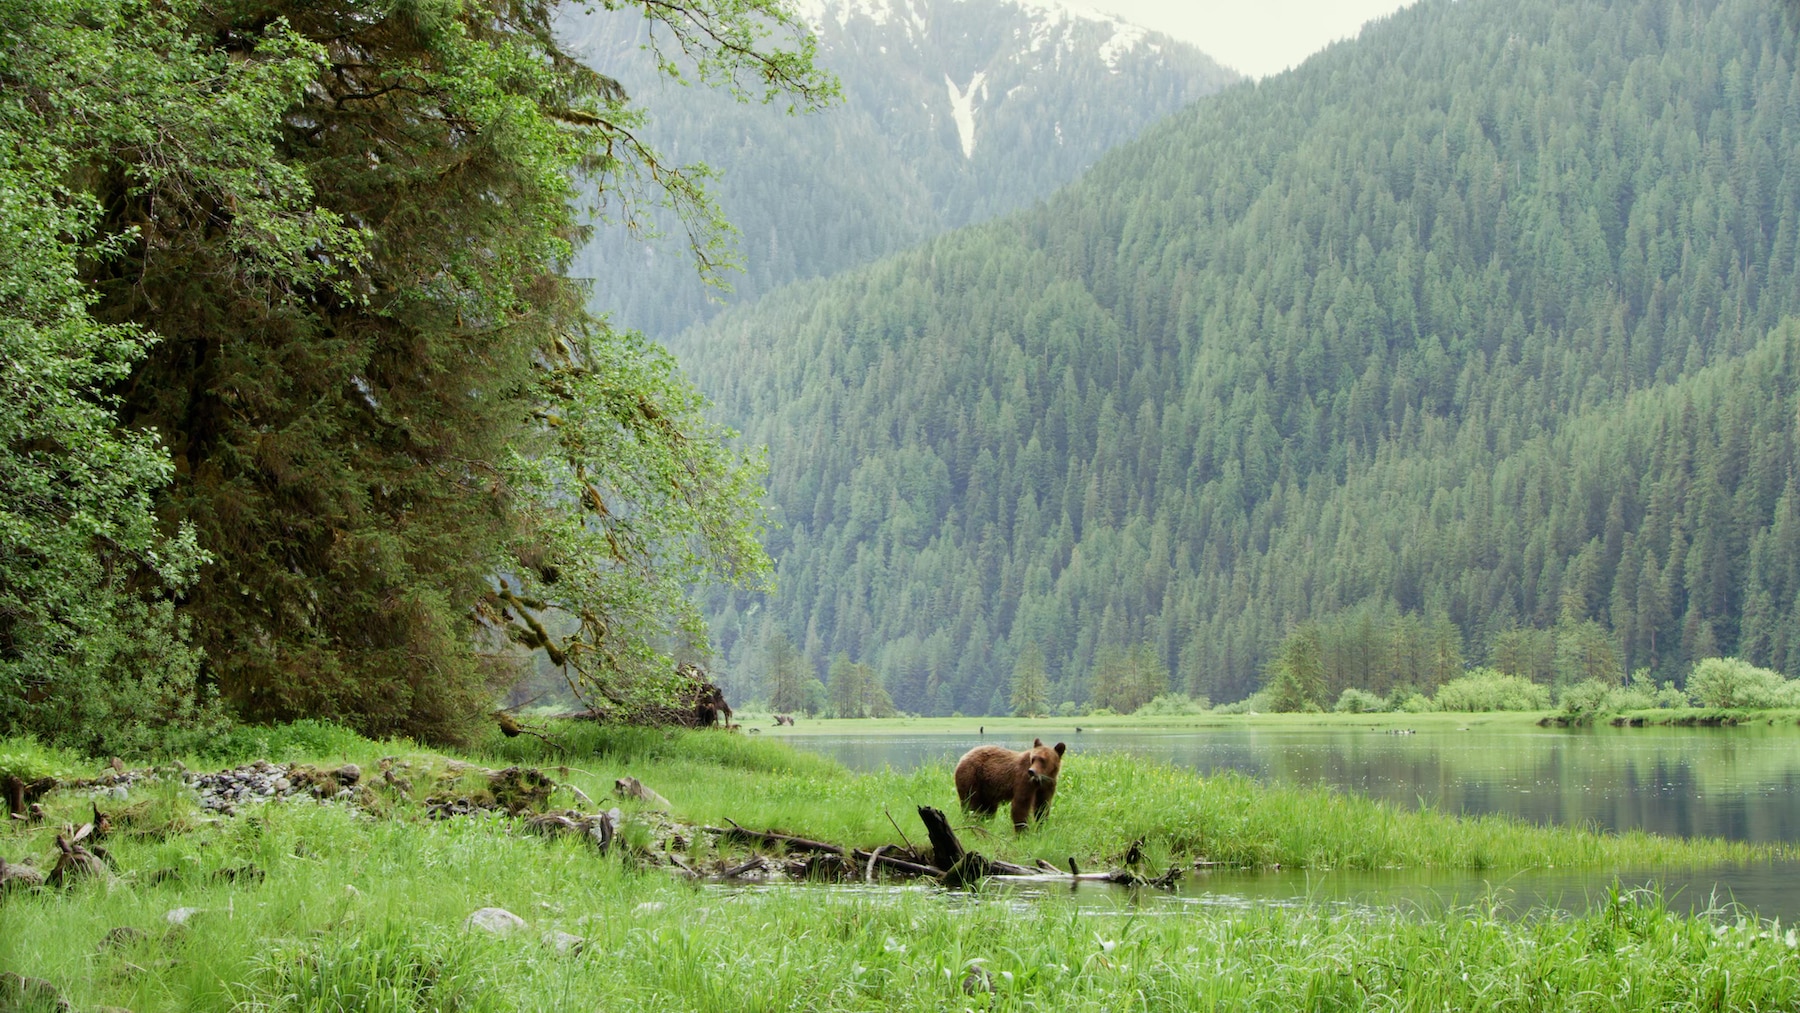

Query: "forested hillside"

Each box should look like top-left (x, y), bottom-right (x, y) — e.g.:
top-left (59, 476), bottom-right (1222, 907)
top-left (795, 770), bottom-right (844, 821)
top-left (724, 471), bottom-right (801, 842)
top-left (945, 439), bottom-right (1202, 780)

top-left (560, 0), bottom-right (1236, 337)
top-left (675, 0), bottom-right (1800, 714)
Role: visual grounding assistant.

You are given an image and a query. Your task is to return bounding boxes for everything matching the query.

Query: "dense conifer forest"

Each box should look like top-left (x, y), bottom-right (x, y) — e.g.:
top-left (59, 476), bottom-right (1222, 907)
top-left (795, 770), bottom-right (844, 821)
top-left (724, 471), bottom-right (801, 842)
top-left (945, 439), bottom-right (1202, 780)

top-left (676, 0), bottom-right (1800, 714)
top-left (562, 0), bottom-right (1236, 338)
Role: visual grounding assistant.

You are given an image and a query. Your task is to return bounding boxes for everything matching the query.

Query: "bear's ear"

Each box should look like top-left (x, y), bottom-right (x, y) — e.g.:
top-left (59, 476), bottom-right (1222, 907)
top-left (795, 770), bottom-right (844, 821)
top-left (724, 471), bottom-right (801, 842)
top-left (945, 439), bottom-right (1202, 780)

top-left (1054, 742), bottom-right (1066, 756)
top-left (1033, 738), bottom-right (1044, 748)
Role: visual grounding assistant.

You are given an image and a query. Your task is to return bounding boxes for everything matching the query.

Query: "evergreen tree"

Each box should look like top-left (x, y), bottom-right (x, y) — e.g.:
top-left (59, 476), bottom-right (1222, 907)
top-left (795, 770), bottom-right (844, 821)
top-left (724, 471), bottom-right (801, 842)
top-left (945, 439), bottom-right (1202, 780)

top-left (764, 629), bottom-right (808, 714)
top-left (1267, 624), bottom-right (1326, 712)
top-left (1010, 642), bottom-right (1050, 717)
top-left (23, 0), bottom-right (832, 742)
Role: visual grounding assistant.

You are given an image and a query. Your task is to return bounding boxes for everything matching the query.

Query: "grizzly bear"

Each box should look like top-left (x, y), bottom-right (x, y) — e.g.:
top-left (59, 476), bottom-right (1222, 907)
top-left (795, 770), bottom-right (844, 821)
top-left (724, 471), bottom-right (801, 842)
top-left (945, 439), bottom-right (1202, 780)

top-left (953, 738), bottom-right (1066, 831)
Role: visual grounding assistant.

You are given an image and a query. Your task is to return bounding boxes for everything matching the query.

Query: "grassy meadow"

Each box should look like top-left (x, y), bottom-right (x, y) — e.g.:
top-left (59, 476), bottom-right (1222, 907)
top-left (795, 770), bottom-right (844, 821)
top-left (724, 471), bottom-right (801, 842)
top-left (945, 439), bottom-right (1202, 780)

top-left (2, 721), bottom-right (1797, 1011)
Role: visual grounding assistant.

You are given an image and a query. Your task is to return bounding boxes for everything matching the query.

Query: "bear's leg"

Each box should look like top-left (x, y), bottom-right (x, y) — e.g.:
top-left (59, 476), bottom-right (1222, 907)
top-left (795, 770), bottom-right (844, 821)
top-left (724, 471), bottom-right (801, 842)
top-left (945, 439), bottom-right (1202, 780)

top-left (1010, 786), bottom-right (1035, 832)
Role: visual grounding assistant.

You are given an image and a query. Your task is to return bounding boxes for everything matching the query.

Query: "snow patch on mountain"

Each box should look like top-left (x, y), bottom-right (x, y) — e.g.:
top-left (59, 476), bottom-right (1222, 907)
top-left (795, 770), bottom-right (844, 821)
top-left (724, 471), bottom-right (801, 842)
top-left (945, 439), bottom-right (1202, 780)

top-left (1014, 0), bottom-right (1147, 66)
top-left (946, 71), bottom-right (988, 158)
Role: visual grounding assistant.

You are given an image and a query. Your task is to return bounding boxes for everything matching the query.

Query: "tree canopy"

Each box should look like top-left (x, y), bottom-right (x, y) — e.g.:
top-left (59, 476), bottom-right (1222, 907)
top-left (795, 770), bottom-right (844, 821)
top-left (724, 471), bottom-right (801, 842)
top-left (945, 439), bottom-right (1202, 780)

top-left (1, 0), bottom-right (830, 749)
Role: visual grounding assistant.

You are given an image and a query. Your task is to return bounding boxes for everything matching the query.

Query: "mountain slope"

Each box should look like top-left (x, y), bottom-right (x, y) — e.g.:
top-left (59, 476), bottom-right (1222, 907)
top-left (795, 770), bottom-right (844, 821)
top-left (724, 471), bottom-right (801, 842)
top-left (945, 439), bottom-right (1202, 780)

top-left (559, 0), bottom-right (1237, 337)
top-left (672, 0), bottom-right (1800, 714)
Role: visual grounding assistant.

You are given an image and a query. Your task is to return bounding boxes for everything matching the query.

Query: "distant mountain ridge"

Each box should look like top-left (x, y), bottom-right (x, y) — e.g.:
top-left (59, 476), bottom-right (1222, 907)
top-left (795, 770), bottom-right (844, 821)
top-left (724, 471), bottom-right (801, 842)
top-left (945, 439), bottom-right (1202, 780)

top-left (560, 0), bottom-right (1237, 337)
top-left (670, 0), bottom-right (1800, 715)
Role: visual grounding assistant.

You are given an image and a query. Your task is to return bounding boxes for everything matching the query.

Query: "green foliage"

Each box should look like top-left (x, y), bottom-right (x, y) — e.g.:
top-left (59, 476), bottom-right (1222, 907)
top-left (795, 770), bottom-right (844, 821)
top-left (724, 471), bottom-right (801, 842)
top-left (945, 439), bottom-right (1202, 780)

top-left (1333, 688), bottom-right (1389, 714)
top-left (1559, 678), bottom-right (1620, 720)
top-left (1684, 657), bottom-right (1800, 709)
top-left (0, 737), bottom-right (88, 784)
top-left (1009, 642), bottom-right (1050, 717)
top-left (1395, 693), bottom-right (1439, 714)
top-left (198, 720), bottom-right (380, 765)
top-left (761, 629), bottom-right (811, 714)
top-left (1265, 624), bottom-right (1326, 712)
top-left (1432, 669), bottom-right (1552, 712)
top-left (4, 0), bottom-right (827, 743)
top-left (680, 0), bottom-right (1800, 716)
top-left (826, 652), bottom-right (895, 718)
top-left (1089, 643), bottom-right (1168, 714)
top-left (1133, 692), bottom-right (1209, 716)
top-left (478, 718), bottom-right (842, 776)
top-left (1212, 690), bottom-right (1274, 715)
top-left (0, 0), bottom-right (334, 752)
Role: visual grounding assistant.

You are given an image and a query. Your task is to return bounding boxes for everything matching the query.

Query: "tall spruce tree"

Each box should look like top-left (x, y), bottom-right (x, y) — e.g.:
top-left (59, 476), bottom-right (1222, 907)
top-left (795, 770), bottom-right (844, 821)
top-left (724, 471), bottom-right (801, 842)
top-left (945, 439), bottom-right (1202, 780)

top-left (28, 0), bottom-right (831, 742)
top-left (1009, 642), bottom-right (1049, 717)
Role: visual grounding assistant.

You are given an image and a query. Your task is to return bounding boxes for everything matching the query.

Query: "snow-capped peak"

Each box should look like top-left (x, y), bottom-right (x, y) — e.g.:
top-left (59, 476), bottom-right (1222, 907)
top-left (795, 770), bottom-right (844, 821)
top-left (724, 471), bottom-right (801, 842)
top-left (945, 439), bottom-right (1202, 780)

top-left (792, 0), bottom-right (928, 37)
top-left (792, 0), bottom-right (1151, 67)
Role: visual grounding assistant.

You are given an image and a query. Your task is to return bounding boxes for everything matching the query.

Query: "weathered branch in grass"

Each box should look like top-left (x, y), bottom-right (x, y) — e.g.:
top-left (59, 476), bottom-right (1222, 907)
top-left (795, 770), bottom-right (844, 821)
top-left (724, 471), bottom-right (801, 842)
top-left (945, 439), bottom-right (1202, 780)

top-left (722, 855), bottom-right (765, 879)
top-left (850, 847), bottom-right (942, 879)
top-left (712, 819), bottom-right (845, 857)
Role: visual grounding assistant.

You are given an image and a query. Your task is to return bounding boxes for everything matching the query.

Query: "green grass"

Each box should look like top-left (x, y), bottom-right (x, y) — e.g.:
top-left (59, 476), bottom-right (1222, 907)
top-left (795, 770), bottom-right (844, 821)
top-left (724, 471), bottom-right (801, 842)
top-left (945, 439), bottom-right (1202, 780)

top-left (2, 722), bottom-right (1795, 1011)
top-left (473, 720), bottom-right (1773, 871)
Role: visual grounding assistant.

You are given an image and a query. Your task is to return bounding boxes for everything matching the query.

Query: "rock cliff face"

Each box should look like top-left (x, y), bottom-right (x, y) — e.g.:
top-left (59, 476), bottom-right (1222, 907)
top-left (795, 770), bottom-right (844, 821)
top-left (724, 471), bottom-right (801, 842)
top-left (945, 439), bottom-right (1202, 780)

top-left (560, 0), bottom-right (1238, 337)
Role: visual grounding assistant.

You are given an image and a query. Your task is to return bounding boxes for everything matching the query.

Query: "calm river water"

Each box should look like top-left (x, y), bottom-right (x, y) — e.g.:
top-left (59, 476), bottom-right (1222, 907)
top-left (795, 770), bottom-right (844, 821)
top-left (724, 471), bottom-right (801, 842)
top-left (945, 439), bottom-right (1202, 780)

top-left (771, 721), bottom-right (1800, 922)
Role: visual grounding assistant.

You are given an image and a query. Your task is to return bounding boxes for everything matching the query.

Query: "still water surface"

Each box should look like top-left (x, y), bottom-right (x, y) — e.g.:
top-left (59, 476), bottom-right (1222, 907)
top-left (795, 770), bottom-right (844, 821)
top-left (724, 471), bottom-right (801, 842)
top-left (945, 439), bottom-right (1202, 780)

top-left (773, 721), bottom-right (1800, 921)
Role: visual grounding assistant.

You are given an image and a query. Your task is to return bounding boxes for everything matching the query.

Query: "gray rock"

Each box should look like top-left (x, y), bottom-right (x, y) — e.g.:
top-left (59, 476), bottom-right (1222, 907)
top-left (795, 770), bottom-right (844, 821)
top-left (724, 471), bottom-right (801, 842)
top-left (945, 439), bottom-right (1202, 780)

top-left (165, 907), bottom-right (201, 926)
top-left (465, 907), bottom-right (526, 935)
top-left (336, 763), bottom-right (361, 786)
top-left (543, 930), bottom-right (586, 955)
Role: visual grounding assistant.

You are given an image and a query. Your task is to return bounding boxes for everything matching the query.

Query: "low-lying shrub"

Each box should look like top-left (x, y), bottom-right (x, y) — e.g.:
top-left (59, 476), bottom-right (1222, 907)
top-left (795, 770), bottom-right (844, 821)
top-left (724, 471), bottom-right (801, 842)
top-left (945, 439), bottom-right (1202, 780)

top-left (1686, 657), bottom-right (1800, 709)
top-left (1212, 690), bottom-right (1274, 715)
top-left (1134, 693), bottom-right (1211, 716)
top-left (1433, 669), bottom-right (1551, 712)
top-left (1333, 688), bottom-right (1388, 713)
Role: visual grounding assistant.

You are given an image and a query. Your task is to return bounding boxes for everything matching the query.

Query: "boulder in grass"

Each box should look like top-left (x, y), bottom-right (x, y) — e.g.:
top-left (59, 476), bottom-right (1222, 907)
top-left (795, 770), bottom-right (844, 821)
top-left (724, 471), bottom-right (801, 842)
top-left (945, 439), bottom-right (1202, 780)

top-left (0, 857), bottom-right (44, 892)
top-left (543, 930), bottom-right (585, 955)
top-left (465, 907), bottom-right (526, 935)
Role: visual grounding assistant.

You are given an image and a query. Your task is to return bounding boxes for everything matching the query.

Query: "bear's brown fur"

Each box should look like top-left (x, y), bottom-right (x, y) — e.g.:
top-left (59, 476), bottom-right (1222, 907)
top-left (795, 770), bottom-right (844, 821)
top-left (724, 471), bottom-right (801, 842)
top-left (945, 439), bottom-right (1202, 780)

top-left (953, 738), bottom-right (1066, 831)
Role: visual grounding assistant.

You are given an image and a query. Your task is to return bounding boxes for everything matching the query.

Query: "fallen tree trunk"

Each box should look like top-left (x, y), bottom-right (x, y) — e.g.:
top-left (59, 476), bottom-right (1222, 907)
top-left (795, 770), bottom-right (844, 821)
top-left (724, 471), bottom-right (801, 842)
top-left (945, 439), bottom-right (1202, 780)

top-left (708, 810), bottom-right (1183, 890)
top-left (711, 820), bottom-right (846, 857)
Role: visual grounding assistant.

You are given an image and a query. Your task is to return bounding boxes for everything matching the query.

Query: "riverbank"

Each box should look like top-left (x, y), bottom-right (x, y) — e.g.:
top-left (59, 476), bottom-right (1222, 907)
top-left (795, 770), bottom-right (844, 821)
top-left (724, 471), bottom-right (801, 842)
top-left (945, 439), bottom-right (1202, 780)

top-left (748, 707), bottom-right (1800, 736)
top-left (739, 710), bottom-right (1544, 736)
top-left (2, 723), bottom-right (1795, 1011)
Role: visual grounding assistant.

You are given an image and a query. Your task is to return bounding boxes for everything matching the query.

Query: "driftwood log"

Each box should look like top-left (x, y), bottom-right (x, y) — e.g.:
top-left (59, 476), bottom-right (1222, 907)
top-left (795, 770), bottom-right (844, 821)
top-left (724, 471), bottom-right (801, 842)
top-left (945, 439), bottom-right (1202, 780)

top-left (707, 808), bottom-right (1180, 890)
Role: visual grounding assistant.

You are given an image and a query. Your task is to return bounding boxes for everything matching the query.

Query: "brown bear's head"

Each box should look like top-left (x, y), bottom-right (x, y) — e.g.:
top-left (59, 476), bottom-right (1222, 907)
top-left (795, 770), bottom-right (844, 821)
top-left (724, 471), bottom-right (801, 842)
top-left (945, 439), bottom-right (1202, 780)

top-left (1025, 738), bottom-right (1066, 785)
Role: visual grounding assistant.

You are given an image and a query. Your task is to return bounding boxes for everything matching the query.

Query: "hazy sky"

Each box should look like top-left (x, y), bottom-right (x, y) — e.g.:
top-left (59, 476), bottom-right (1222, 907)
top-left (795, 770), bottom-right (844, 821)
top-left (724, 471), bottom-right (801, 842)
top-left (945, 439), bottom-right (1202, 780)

top-left (1089, 0), bottom-right (1416, 79)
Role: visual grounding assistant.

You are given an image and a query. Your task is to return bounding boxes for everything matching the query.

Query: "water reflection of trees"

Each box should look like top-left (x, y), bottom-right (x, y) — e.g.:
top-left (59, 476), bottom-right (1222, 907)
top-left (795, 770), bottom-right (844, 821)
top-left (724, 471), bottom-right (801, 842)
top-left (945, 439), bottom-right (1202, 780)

top-left (1203, 729), bottom-right (1800, 844)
